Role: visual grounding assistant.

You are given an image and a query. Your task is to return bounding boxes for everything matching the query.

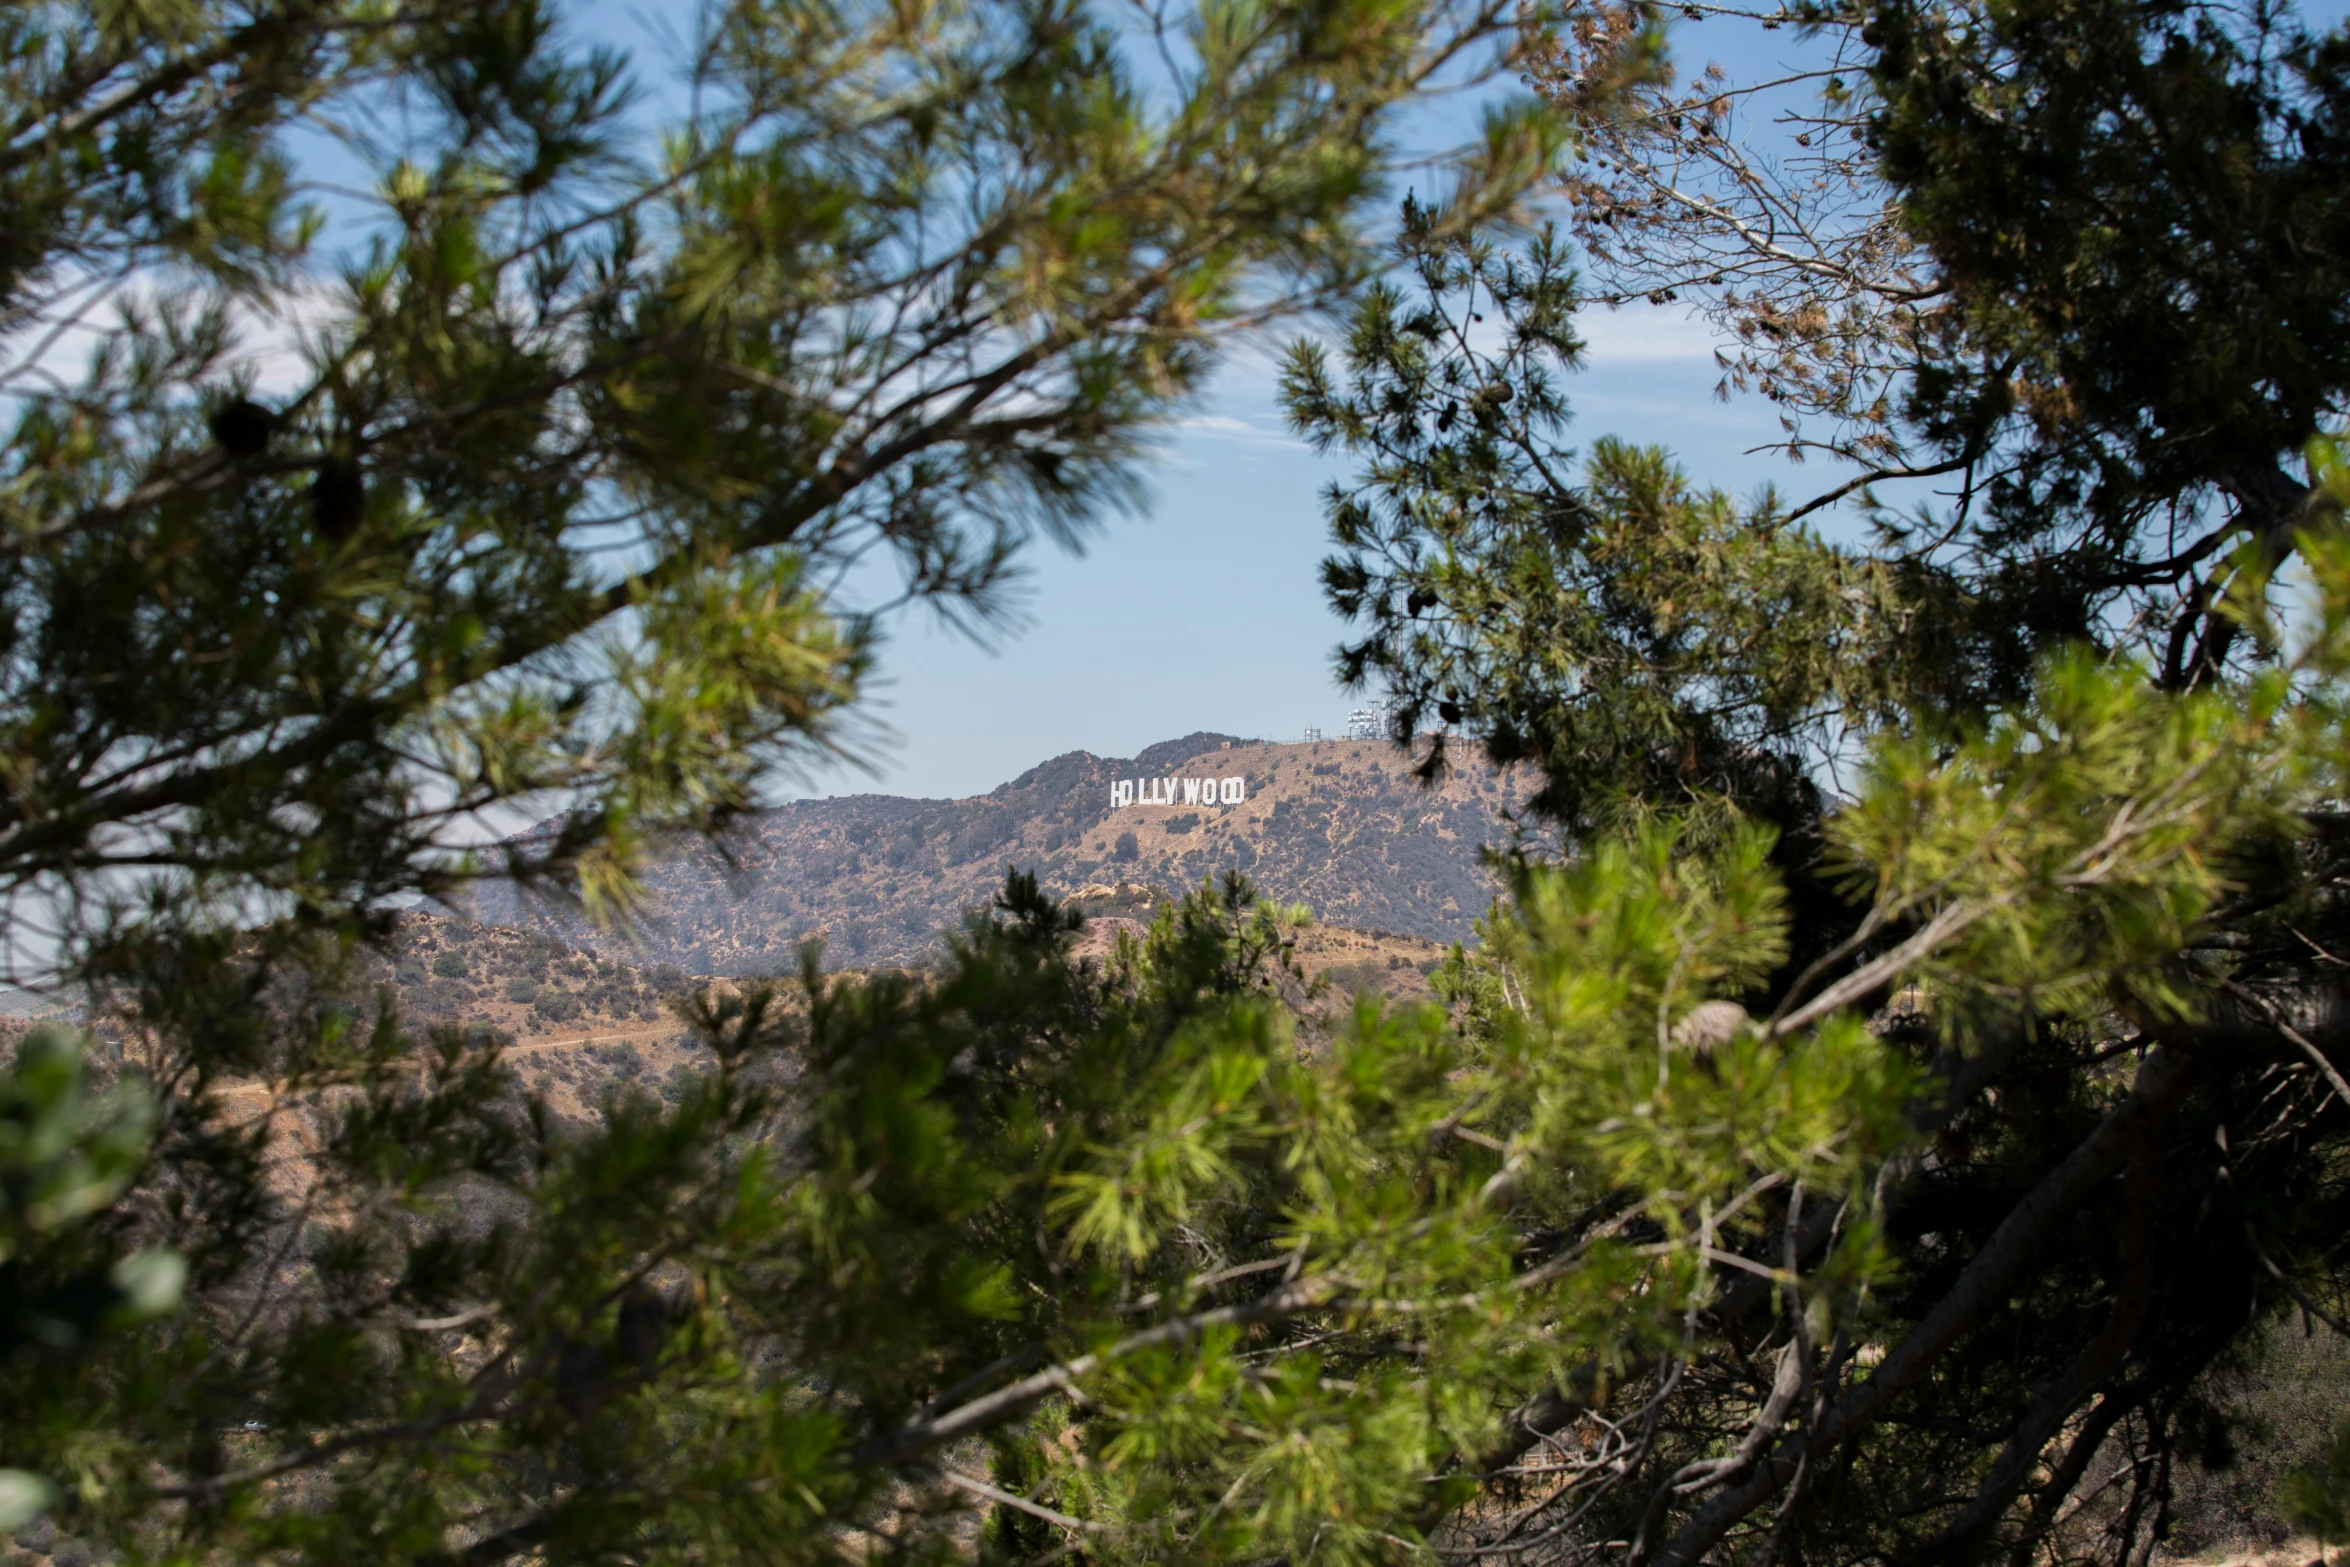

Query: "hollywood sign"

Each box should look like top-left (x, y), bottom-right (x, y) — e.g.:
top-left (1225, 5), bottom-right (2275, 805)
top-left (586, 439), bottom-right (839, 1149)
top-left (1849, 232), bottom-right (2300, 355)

top-left (1110, 775), bottom-right (1247, 809)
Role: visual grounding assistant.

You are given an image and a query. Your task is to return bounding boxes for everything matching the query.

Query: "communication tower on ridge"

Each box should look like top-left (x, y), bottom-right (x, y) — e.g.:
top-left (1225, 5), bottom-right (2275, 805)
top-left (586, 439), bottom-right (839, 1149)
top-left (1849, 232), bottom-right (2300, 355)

top-left (1344, 699), bottom-right (1397, 741)
top-left (1301, 725), bottom-right (1324, 742)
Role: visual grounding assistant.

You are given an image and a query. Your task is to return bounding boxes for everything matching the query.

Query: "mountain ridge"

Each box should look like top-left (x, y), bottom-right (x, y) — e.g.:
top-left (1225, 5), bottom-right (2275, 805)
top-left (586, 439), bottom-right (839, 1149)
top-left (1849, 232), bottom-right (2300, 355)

top-left (465, 733), bottom-right (1532, 973)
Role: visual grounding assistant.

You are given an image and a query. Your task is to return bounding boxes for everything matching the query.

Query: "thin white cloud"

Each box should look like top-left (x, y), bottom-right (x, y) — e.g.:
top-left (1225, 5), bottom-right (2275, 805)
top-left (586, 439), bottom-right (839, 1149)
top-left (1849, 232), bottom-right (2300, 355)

top-left (1573, 303), bottom-right (1724, 365)
top-left (218, 278), bottom-right (344, 397)
top-left (1172, 412), bottom-right (1304, 449)
top-left (0, 269), bottom-right (344, 404)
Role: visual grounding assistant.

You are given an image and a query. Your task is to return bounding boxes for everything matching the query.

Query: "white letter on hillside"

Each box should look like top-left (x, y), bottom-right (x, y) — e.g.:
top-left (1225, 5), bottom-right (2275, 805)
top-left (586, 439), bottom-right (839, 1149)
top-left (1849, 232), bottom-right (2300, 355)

top-left (1182, 777), bottom-right (1203, 805)
top-left (1220, 776), bottom-right (1245, 805)
top-left (1112, 780), bottom-right (1133, 808)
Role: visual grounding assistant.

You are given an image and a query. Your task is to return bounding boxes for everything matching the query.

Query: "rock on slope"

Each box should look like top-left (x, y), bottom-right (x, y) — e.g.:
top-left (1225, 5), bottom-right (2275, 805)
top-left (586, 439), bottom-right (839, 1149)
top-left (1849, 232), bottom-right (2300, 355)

top-left (465, 733), bottom-right (1530, 974)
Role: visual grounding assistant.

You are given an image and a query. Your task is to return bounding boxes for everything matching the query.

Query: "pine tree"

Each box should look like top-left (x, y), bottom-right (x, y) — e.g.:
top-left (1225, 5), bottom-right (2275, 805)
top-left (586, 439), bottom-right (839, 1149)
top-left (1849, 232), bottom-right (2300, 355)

top-left (12, 1), bottom-right (2350, 1564)
top-left (1272, 1), bottom-right (2350, 1563)
top-left (0, 0), bottom-right (1574, 1556)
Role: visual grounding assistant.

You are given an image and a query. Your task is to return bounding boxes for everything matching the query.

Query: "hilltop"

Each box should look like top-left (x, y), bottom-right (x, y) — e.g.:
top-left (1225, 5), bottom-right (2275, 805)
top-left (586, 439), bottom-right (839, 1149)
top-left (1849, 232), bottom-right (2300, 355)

top-left (0, 735), bottom-right (1511, 1106)
top-left (465, 734), bottom-right (1531, 972)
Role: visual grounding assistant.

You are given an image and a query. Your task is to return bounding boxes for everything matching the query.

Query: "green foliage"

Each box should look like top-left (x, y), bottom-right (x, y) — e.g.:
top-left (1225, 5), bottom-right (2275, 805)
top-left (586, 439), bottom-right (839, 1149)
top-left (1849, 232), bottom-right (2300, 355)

top-left (1269, 2), bottom-right (2350, 1559)
top-left (0, 1026), bottom-right (181, 1357)
top-left (0, 840), bottom-right (1947, 1565)
top-left (1872, 0), bottom-right (2350, 593)
top-left (13, 0), bottom-right (2350, 1563)
top-left (0, 0), bottom-right (1573, 1555)
top-left (0, 0), bottom-right (1559, 960)
top-left (1282, 220), bottom-right (1928, 832)
top-left (2288, 1417), bottom-right (2350, 1553)
top-left (0, 1027), bottom-right (181, 1534)
top-left (761, 859), bottom-right (1919, 1567)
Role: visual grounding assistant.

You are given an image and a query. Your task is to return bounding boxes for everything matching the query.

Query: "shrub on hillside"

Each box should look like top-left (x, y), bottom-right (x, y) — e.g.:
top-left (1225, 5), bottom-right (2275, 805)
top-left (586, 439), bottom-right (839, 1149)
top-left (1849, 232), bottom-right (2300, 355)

top-left (591, 1042), bottom-right (645, 1079)
top-left (2157, 1320), bottom-right (2350, 1556)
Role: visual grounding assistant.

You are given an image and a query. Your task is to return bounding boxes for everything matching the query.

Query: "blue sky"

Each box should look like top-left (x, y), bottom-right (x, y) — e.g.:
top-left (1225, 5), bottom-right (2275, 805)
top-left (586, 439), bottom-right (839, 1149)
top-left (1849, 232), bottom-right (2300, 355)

top-left (137, 0), bottom-right (2350, 808)
top-left (549, 0), bottom-right (2339, 803)
top-left (251, 0), bottom-right (1848, 805)
top-left (737, 11), bottom-right (1852, 802)
top-left (805, 310), bottom-right (1798, 801)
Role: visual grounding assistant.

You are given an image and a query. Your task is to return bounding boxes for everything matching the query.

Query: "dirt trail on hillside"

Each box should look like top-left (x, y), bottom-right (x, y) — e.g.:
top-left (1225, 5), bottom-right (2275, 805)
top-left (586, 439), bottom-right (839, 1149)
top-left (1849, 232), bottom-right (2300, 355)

top-left (2166, 1543), bottom-right (2328, 1567)
top-left (206, 1020), bottom-right (687, 1108)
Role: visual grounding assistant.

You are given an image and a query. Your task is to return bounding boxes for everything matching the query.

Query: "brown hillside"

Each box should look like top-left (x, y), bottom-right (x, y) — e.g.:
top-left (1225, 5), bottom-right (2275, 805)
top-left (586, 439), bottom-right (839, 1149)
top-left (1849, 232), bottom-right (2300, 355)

top-left (347, 906), bottom-right (1451, 1110)
top-left (463, 734), bottom-right (1531, 972)
top-left (336, 907), bottom-right (1450, 1127)
top-left (360, 913), bottom-right (697, 1038)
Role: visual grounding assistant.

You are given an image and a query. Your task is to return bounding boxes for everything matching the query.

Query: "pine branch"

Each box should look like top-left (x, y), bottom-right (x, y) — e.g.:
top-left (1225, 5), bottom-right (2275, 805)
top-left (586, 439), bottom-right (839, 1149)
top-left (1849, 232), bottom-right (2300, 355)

top-left (849, 1275), bottom-right (1338, 1467)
